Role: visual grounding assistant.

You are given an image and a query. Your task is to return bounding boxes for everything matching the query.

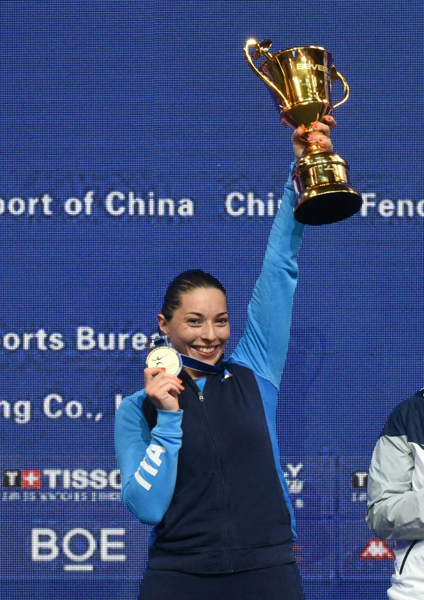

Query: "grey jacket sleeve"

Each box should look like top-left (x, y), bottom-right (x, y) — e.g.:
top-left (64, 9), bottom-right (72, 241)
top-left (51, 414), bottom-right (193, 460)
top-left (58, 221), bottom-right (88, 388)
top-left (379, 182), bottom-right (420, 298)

top-left (367, 433), bottom-right (424, 541)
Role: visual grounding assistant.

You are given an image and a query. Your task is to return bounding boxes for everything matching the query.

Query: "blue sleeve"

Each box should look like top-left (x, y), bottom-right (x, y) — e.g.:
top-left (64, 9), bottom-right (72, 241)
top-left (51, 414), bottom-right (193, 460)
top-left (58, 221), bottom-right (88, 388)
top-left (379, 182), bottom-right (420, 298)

top-left (229, 166), bottom-right (304, 389)
top-left (114, 391), bottom-right (183, 525)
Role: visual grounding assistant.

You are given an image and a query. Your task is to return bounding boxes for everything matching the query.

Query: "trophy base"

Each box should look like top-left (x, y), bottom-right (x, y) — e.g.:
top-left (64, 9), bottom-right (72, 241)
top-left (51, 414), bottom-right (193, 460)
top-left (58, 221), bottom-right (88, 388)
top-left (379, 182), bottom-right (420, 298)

top-left (294, 184), bottom-right (362, 226)
top-left (292, 151), bottom-right (362, 225)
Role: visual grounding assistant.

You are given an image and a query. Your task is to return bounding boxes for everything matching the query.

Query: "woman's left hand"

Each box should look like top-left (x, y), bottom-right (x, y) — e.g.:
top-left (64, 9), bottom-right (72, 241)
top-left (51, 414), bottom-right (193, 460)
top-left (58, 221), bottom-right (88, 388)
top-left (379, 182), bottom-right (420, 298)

top-left (292, 115), bottom-right (336, 159)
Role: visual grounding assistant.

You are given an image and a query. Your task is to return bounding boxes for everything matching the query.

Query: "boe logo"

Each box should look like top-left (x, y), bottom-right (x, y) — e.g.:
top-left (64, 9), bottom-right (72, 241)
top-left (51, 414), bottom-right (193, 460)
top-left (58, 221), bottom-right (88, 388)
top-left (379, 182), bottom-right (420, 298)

top-left (31, 528), bottom-right (126, 571)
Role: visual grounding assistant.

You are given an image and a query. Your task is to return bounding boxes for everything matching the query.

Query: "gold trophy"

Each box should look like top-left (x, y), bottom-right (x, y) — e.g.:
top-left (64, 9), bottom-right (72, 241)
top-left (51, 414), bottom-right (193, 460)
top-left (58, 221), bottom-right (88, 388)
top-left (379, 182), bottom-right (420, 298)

top-left (244, 40), bottom-right (362, 225)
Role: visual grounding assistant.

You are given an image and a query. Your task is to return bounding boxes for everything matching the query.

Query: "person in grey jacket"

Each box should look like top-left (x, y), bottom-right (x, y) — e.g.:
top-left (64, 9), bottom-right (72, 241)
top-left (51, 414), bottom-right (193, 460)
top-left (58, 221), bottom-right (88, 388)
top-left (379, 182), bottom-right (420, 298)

top-left (367, 389), bottom-right (424, 600)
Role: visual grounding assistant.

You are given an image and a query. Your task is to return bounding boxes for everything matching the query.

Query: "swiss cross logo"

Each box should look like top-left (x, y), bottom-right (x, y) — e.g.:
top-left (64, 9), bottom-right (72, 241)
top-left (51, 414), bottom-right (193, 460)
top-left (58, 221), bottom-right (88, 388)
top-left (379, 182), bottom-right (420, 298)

top-left (360, 539), bottom-right (394, 560)
top-left (22, 470), bottom-right (41, 489)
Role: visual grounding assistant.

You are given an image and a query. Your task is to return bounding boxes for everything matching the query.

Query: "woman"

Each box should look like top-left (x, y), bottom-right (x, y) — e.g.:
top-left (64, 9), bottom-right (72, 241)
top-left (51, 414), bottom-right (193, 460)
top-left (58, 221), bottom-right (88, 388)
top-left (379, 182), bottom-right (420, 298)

top-left (115, 117), bottom-right (335, 600)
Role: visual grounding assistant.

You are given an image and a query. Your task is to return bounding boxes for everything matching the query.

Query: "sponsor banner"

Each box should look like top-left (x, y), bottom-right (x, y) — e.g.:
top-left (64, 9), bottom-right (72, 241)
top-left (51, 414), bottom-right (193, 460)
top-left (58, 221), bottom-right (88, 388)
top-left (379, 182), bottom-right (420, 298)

top-left (0, 518), bottom-right (149, 579)
top-left (282, 457), bottom-right (336, 519)
top-left (2, 518), bottom-right (337, 581)
top-left (337, 456), bottom-right (370, 518)
top-left (2, 184), bottom-right (424, 222)
top-left (0, 326), bottom-right (160, 355)
top-left (1, 456), bottom-right (121, 495)
top-left (1, 0), bottom-right (423, 597)
top-left (0, 366), bottom-right (143, 458)
top-left (0, 390), bottom-right (126, 427)
top-left (337, 521), bottom-right (394, 580)
top-left (1, 467), bottom-right (121, 504)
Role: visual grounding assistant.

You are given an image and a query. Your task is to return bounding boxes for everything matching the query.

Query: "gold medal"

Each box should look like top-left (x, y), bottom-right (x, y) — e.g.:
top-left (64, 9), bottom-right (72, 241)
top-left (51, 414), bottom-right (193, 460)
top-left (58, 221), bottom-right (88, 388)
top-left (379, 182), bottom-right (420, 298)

top-left (145, 345), bottom-right (182, 376)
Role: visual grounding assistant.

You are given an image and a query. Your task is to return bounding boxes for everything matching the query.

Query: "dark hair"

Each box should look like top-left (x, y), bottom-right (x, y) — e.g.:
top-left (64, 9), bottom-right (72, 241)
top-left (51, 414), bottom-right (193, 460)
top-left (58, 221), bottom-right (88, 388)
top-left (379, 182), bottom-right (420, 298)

top-left (161, 269), bottom-right (227, 321)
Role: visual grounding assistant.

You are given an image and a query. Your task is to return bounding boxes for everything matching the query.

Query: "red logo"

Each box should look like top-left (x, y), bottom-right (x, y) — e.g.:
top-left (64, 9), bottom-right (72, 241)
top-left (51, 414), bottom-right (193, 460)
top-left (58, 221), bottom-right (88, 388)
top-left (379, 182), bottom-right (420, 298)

top-left (21, 470), bottom-right (41, 489)
top-left (360, 539), bottom-right (394, 560)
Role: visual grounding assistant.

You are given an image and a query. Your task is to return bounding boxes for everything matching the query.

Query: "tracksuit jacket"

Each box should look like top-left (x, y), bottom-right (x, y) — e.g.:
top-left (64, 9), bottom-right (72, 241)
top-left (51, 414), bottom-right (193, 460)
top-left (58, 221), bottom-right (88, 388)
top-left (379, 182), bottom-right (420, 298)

top-left (367, 390), bottom-right (424, 599)
top-left (115, 170), bottom-right (304, 574)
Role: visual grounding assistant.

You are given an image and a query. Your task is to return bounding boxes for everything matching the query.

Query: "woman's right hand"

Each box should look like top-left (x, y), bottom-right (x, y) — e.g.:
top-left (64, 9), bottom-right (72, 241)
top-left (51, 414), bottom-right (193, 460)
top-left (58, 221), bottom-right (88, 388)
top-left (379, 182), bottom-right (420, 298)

top-left (292, 114), bottom-right (336, 159)
top-left (144, 368), bottom-right (184, 412)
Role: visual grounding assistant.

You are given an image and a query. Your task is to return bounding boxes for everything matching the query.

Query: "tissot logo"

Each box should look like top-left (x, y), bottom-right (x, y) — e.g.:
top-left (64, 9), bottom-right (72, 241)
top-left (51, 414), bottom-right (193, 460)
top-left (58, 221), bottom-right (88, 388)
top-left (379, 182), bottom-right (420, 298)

top-left (352, 471), bottom-right (368, 489)
top-left (22, 470), bottom-right (41, 489)
top-left (3, 469), bottom-right (42, 489)
top-left (3, 469), bottom-right (121, 490)
top-left (351, 471), bottom-right (368, 503)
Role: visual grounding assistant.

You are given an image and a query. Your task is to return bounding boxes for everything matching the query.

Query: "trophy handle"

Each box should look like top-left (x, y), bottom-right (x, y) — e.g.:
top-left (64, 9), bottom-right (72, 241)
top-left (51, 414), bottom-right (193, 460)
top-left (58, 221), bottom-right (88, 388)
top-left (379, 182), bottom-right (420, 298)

top-left (243, 38), bottom-right (290, 109)
top-left (332, 66), bottom-right (350, 108)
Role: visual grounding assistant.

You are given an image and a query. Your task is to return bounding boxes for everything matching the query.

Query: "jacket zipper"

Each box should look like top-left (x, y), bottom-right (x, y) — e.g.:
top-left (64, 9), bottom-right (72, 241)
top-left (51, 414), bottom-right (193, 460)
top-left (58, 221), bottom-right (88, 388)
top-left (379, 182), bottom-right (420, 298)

top-left (191, 382), bottom-right (234, 571)
top-left (399, 539), bottom-right (418, 575)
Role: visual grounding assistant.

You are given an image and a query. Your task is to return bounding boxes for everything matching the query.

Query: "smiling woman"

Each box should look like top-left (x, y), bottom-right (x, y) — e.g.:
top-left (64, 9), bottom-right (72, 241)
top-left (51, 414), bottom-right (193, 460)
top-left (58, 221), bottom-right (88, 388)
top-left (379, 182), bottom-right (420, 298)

top-left (157, 272), bottom-right (230, 376)
top-left (115, 117), bottom-right (336, 600)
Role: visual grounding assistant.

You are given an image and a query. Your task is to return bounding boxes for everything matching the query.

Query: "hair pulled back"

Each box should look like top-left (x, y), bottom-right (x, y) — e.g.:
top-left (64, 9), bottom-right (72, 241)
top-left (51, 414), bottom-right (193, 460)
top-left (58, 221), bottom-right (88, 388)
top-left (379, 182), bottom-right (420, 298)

top-left (161, 269), bottom-right (227, 321)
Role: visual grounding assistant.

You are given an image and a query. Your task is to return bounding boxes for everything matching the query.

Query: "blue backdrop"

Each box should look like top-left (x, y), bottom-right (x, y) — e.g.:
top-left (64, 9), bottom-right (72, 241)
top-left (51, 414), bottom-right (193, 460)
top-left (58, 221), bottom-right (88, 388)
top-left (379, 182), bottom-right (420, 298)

top-left (1, 2), bottom-right (423, 599)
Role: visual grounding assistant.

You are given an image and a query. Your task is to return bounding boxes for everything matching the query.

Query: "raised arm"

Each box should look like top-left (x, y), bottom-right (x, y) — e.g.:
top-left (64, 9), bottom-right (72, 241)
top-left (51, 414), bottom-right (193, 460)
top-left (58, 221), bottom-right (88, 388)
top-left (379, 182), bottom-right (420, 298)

top-left (115, 391), bottom-right (183, 525)
top-left (230, 116), bottom-right (335, 388)
top-left (229, 170), bottom-right (302, 387)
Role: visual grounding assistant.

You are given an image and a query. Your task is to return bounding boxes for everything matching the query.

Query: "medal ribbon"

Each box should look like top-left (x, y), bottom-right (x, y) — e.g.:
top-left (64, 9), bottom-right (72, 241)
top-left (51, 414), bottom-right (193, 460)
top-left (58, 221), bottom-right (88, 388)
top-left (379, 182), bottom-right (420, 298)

top-left (180, 353), bottom-right (223, 374)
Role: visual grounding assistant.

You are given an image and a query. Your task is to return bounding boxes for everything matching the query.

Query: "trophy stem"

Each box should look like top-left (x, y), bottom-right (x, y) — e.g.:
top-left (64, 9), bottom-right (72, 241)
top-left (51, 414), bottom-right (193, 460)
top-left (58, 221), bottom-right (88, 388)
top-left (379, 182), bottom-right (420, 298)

top-left (299, 126), bottom-right (329, 156)
top-left (301, 142), bottom-right (324, 157)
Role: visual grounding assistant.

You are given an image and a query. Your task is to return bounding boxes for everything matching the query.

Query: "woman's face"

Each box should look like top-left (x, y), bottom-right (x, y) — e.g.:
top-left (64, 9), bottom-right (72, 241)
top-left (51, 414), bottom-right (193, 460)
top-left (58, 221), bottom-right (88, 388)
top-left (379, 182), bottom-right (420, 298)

top-left (158, 287), bottom-right (230, 365)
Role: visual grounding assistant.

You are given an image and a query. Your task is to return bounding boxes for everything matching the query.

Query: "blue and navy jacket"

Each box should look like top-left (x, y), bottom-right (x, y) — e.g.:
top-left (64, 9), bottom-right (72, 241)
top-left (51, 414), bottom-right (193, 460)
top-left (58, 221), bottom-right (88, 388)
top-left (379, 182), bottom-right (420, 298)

top-left (115, 171), bottom-right (304, 574)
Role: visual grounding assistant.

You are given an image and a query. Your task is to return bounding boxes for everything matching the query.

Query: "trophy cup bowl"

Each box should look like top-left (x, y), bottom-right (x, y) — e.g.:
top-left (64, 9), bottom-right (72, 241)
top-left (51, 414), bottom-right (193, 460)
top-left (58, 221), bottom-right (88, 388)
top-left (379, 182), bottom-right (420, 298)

top-left (244, 39), bottom-right (362, 225)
